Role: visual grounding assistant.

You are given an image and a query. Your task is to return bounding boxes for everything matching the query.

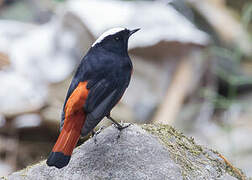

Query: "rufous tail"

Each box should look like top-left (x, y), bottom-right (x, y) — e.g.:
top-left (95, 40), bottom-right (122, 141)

top-left (46, 112), bottom-right (85, 169)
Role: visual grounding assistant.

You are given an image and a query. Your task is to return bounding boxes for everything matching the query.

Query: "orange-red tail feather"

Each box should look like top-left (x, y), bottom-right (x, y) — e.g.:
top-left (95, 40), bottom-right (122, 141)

top-left (52, 111), bottom-right (85, 156)
top-left (47, 82), bottom-right (89, 168)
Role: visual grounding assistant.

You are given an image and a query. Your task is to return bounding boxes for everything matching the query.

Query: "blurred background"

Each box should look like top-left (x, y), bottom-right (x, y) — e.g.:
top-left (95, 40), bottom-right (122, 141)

top-left (0, 0), bottom-right (251, 177)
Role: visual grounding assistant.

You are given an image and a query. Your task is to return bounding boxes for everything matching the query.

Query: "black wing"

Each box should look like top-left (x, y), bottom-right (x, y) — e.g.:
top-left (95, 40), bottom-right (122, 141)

top-left (81, 76), bottom-right (127, 136)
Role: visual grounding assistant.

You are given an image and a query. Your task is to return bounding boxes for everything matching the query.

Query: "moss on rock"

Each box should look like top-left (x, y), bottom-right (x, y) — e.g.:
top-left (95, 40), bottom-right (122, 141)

top-left (142, 123), bottom-right (247, 180)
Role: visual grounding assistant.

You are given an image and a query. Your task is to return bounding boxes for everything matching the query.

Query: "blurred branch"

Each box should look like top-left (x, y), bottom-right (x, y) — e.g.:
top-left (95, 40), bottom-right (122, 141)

top-left (0, 52), bottom-right (10, 69)
top-left (188, 0), bottom-right (252, 56)
top-left (153, 56), bottom-right (192, 125)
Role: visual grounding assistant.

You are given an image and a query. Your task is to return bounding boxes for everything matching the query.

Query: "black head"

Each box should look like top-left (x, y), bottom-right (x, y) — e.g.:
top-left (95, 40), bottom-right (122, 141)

top-left (92, 28), bottom-right (140, 56)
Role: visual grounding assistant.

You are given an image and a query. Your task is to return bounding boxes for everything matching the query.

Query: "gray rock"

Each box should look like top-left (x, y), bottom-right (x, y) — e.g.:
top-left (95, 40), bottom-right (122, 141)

top-left (5, 124), bottom-right (245, 180)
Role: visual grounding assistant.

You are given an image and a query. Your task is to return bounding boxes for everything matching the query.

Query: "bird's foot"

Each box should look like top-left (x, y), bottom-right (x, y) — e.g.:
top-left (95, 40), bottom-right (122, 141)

top-left (112, 123), bottom-right (132, 140)
top-left (106, 115), bottom-right (131, 131)
top-left (112, 123), bottom-right (131, 131)
top-left (91, 126), bottom-right (105, 144)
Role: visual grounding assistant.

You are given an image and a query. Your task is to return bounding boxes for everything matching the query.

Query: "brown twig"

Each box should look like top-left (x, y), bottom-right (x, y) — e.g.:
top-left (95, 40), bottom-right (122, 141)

top-left (217, 153), bottom-right (246, 180)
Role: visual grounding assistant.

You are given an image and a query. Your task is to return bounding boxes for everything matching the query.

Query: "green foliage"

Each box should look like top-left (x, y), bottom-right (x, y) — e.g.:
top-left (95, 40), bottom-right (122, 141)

top-left (208, 46), bottom-right (252, 103)
top-left (242, 2), bottom-right (252, 34)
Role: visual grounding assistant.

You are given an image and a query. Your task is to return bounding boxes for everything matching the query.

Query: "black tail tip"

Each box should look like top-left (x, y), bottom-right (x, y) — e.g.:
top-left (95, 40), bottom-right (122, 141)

top-left (46, 152), bottom-right (71, 169)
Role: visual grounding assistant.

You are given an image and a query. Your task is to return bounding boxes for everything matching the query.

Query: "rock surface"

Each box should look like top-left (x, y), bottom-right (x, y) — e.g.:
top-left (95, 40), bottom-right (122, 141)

top-left (4, 124), bottom-right (246, 180)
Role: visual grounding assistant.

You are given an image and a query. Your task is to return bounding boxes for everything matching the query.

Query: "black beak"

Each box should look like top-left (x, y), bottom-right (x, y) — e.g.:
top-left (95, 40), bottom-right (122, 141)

top-left (129, 28), bottom-right (140, 36)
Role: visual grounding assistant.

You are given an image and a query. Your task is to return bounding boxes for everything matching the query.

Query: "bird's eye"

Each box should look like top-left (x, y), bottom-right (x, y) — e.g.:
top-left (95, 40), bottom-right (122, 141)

top-left (115, 37), bottom-right (120, 41)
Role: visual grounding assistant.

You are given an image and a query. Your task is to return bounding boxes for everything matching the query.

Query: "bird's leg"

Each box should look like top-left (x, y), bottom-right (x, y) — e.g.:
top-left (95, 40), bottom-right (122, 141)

top-left (91, 126), bottom-right (105, 144)
top-left (106, 115), bottom-right (131, 130)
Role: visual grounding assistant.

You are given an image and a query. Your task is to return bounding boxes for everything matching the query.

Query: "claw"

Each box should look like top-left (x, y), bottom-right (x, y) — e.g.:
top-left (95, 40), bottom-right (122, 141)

top-left (113, 123), bottom-right (131, 131)
top-left (92, 126), bottom-right (105, 144)
top-left (107, 115), bottom-right (131, 131)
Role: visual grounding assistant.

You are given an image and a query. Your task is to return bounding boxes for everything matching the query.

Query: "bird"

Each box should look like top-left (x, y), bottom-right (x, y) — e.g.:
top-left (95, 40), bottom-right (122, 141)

top-left (46, 27), bottom-right (140, 169)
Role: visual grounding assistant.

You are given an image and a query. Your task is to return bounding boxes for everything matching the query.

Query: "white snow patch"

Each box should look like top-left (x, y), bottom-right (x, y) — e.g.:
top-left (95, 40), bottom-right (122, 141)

top-left (67, 0), bottom-right (209, 49)
top-left (0, 70), bottom-right (47, 115)
top-left (13, 114), bottom-right (42, 128)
